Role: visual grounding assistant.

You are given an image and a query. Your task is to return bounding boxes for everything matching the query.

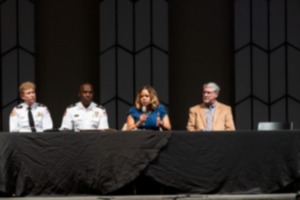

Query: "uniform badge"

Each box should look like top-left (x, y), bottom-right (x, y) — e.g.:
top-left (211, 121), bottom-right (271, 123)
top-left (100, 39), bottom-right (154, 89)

top-left (74, 114), bottom-right (79, 117)
top-left (36, 112), bottom-right (42, 117)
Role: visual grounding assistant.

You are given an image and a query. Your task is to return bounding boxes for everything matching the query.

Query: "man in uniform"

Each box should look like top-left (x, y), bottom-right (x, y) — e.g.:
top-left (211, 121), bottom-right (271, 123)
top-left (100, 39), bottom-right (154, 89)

top-left (60, 83), bottom-right (109, 131)
top-left (9, 81), bottom-right (53, 132)
top-left (186, 82), bottom-right (235, 131)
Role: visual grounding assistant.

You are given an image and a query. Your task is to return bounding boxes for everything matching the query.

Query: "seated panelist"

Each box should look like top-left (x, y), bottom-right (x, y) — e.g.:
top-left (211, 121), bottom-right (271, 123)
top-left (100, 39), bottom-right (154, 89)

top-left (60, 83), bottom-right (109, 131)
top-left (9, 81), bottom-right (53, 132)
top-left (186, 82), bottom-right (235, 131)
top-left (126, 85), bottom-right (171, 131)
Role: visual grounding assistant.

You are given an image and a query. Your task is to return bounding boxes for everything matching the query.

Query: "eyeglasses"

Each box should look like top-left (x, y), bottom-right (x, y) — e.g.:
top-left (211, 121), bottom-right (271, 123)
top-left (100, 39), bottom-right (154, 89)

top-left (203, 91), bottom-right (215, 95)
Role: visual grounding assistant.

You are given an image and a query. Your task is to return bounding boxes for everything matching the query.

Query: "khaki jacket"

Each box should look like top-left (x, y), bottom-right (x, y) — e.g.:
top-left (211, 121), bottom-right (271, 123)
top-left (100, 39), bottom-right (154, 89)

top-left (186, 101), bottom-right (235, 131)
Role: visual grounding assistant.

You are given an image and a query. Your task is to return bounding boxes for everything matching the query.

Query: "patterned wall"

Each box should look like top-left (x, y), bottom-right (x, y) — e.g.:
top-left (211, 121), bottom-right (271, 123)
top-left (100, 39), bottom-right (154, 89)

top-left (4, 0), bottom-right (298, 131)
top-left (99, 0), bottom-right (169, 129)
top-left (0, 0), bottom-right (35, 131)
top-left (234, 0), bottom-right (300, 130)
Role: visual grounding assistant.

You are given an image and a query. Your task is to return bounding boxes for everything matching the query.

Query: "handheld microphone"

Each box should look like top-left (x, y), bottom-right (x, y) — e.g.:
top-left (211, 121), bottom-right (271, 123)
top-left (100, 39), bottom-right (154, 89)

top-left (142, 106), bottom-right (147, 113)
top-left (141, 106), bottom-right (147, 127)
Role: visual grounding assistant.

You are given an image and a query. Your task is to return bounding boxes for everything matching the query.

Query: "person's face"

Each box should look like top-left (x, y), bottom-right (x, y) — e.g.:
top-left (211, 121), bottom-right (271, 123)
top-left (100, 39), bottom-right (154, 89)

top-left (21, 88), bottom-right (36, 105)
top-left (140, 89), bottom-right (151, 107)
top-left (79, 84), bottom-right (93, 106)
top-left (202, 86), bottom-right (218, 105)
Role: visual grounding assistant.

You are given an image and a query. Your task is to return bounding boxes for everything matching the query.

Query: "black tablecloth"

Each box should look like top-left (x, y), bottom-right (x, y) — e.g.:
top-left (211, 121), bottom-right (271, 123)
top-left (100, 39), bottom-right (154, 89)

top-left (0, 131), bottom-right (171, 196)
top-left (0, 131), bottom-right (300, 196)
top-left (146, 131), bottom-right (300, 194)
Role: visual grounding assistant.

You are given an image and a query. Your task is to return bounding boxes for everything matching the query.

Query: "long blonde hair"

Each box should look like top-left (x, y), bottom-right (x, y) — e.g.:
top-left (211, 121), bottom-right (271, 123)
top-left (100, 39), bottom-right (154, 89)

top-left (135, 86), bottom-right (160, 110)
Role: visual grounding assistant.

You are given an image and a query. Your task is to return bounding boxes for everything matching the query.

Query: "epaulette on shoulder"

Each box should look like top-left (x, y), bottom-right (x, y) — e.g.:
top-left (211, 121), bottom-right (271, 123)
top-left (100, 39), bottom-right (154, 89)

top-left (67, 104), bottom-right (75, 108)
top-left (16, 104), bottom-right (23, 109)
top-left (96, 104), bottom-right (105, 109)
top-left (38, 103), bottom-right (46, 107)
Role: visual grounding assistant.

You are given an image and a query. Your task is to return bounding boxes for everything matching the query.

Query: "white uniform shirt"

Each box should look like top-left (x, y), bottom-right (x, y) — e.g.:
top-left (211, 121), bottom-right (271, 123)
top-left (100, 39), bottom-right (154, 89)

top-left (9, 102), bottom-right (53, 132)
top-left (60, 102), bottom-right (109, 131)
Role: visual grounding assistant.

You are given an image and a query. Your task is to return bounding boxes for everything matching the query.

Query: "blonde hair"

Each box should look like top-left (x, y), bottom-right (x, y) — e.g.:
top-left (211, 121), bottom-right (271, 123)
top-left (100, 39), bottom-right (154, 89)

top-left (135, 86), bottom-right (160, 110)
top-left (19, 81), bottom-right (36, 95)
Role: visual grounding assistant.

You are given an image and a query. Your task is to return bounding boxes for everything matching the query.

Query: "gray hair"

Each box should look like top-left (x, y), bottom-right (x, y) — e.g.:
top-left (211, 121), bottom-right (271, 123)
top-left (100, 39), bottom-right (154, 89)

top-left (203, 82), bottom-right (220, 93)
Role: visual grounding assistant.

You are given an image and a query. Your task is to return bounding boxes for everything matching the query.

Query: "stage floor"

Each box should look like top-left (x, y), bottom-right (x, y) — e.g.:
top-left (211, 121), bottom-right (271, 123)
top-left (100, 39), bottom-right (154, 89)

top-left (0, 193), bottom-right (296, 200)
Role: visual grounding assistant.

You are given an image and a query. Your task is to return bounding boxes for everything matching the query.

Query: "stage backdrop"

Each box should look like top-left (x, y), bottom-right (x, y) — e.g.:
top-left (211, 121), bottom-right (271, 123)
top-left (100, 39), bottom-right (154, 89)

top-left (234, 0), bottom-right (300, 130)
top-left (0, 0), bottom-right (35, 131)
top-left (99, 0), bottom-right (169, 129)
top-left (1, 0), bottom-right (300, 130)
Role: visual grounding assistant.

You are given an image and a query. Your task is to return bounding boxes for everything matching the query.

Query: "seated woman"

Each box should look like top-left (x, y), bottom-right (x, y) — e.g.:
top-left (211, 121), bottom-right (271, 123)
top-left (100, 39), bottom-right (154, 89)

top-left (126, 85), bottom-right (171, 130)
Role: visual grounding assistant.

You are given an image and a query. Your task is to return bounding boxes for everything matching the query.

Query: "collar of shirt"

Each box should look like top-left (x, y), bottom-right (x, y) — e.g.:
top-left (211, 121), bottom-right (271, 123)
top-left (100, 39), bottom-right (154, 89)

top-left (205, 103), bottom-right (215, 110)
top-left (23, 102), bottom-right (38, 110)
top-left (78, 101), bottom-right (96, 110)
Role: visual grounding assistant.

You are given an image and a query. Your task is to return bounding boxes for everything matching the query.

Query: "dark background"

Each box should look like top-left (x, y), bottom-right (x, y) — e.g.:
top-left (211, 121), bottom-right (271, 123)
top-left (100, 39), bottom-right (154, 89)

top-left (1, 0), bottom-right (300, 131)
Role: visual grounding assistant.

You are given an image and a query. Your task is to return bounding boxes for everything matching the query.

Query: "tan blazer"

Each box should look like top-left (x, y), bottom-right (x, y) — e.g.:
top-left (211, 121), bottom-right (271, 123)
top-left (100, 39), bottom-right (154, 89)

top-left (186, 101), bottom-right (235, 131)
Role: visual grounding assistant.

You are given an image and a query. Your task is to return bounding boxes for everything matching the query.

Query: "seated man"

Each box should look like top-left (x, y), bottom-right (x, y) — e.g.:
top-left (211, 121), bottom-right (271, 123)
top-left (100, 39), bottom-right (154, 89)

top-left (186, 82), bottom-right (235, 131)
top-left (60, 83), bottom-right (109, 131)
top-left (9, 81), bottom-right (53, 132)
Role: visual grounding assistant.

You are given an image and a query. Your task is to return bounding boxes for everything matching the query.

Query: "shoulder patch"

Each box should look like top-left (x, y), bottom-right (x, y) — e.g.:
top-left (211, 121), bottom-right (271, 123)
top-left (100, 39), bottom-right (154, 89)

top-left (10, 109), bottom-right (17, 117)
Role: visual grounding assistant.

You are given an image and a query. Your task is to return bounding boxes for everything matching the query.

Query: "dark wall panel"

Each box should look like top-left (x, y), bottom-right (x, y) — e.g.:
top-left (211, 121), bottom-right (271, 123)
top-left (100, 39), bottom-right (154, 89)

top-left (36, 0), bottom-right (99, 129)
top-left (0, 0), bottom-right (35, 131)
top-left (99, 0), bottom-right (169, 129)
top-left (234, 0), bottom-right (300, 130)
top-left (169, 0), bottom-right (234, 130)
